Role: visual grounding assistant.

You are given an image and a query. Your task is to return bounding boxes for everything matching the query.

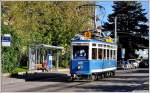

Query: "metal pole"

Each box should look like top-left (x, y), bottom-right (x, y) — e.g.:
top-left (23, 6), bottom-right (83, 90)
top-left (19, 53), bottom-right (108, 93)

top-left (94, 4), bottom-right (96, 30)
top-left (92, 2), bottom-right (96, 31)
top-left (115, 16), bottom-right (117, 44)
top-left (28, 45), bottom-right (30, 70)
top-left (35, 47), bottom-right (37, 70)
top-left (56, 50), bottom-right (59, 71)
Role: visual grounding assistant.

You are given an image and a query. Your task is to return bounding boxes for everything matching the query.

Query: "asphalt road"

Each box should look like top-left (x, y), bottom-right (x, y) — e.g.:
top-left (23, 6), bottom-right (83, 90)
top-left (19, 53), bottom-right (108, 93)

top-left (2, 68), bottom-right (149, 92)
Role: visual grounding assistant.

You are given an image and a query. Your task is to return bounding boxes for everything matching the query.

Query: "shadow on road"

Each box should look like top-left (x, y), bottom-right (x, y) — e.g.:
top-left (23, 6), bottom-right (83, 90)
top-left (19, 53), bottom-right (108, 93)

top-left (74, 84), bottom-right (139, 92)
top-left (10, 72), bottom-right (71, 82)
top-left (131, 68), bottom-right (149, 73)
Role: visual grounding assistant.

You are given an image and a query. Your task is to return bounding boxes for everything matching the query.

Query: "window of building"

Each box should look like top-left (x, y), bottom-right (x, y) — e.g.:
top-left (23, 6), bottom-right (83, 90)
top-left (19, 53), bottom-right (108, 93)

top-left (92, 48), bottom-right (97, 59)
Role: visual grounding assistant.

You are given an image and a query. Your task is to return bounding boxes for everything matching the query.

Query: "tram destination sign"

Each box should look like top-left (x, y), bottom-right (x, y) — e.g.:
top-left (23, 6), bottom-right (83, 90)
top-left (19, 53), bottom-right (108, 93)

top-left (84, 31), bottom-right (92, 39)
top-left (2, 34), bottom-right (11, 47)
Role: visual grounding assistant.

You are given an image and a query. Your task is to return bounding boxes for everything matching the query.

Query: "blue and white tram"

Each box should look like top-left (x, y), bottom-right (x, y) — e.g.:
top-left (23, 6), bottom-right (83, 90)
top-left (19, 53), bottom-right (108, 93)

top-left (70, 39), bottom-right (117, 80)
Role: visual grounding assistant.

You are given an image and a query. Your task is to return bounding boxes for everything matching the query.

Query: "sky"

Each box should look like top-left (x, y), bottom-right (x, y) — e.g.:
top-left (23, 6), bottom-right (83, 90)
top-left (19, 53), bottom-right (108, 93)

top-left (95, 1), bottom-right (149, 23)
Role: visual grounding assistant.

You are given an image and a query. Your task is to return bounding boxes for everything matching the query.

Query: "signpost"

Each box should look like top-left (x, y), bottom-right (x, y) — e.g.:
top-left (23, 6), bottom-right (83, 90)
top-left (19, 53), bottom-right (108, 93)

top-left (2, 34), bottom-right (11, 47)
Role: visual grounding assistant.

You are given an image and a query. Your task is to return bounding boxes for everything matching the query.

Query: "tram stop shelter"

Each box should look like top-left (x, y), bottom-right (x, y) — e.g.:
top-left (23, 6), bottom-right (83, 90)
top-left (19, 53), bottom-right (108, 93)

top-left (28, 44), bottom-right (64, 72)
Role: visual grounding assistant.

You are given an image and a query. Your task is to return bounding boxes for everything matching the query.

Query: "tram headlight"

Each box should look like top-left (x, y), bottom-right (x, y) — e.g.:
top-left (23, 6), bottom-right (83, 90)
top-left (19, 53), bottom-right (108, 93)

top-left (77, 65), bottom-right (81, 70)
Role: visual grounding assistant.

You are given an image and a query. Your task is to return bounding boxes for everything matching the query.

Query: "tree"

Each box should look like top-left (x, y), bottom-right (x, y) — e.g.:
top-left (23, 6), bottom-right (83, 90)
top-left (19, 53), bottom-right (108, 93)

top-left (103, 1), bottom-right (148, 59)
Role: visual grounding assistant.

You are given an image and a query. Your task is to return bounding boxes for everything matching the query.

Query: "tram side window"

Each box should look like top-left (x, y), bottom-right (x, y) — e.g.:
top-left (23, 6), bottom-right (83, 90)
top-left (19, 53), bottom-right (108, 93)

top-left (107, 49), bottom-right (109, 60)
top-left (111, 50), bottom-right (113, 60)
top-left (103, 49), bottom-right (106, 59)
top-left (98, 49), bottom-right (102, 59)
top-left (92, 48), bottom-right (97, 59)
top-left (113, 50), bottom-right (116, 59)
top-left (73, 46), bottom-right (88, 59)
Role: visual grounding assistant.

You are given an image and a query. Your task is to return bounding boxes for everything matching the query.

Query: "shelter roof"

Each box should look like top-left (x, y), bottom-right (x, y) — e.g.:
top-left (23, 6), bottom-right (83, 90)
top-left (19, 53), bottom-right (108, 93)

top-left (30, 44), bottom-right (64, 50)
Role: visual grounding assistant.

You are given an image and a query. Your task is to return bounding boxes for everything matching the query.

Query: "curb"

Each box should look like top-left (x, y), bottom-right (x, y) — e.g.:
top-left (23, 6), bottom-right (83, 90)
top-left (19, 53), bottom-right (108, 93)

top-left (2, 73), bottom-right (11, 77)
top-left (2, 69), bottom-right (70, 76)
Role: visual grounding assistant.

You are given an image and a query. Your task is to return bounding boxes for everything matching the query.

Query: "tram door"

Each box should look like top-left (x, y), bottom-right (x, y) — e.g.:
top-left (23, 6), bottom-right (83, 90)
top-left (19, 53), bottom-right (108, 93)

top-left (47, 50), bottom-right (52, 69)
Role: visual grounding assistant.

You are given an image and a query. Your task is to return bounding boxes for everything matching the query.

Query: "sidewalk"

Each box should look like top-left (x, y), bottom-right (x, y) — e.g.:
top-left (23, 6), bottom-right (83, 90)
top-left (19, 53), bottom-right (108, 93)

top-left (2, 76), bottom-right (25, 85)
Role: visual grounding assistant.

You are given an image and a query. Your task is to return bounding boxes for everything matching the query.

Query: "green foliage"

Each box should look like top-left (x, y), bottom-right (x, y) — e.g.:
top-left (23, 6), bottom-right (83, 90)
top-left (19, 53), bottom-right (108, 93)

top-left (11, 67), bottom-right (27, 75)
top-left (60, 60), bottom-right (69, 68)
top-left (59, 51), bottom-right (71, 68)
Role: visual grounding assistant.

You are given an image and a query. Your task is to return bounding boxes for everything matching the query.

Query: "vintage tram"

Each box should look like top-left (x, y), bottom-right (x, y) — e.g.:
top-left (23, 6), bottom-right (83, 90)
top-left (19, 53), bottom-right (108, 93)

top-left (70, 37), bottom-right (117, 80)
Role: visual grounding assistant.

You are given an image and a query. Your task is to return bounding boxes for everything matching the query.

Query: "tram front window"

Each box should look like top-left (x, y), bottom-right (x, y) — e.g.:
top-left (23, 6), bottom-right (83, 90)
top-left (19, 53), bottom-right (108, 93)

top-left (73, 46), bottom-right (88, 59)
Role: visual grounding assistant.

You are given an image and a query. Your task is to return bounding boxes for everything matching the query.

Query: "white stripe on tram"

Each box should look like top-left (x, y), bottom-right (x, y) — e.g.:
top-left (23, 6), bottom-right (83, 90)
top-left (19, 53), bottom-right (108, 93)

top-left (91, 67), bottom-right (117, 73)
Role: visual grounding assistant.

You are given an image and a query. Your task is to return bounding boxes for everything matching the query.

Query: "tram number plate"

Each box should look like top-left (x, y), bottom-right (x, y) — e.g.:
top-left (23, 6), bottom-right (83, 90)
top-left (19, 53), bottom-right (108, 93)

top-left (78, 61), bottom-right (83, 65)
top-left (84, 31), bottom-right (91, 39)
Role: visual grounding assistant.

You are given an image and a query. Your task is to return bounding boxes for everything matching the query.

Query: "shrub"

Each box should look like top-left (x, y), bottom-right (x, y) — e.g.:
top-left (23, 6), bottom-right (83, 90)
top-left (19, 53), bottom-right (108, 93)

top-left (11, 67), bottom-right (27, 75)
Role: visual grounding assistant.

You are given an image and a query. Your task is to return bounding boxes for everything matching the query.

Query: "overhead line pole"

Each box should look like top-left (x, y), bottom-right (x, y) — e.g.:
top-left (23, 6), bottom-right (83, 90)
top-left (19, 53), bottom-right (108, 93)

top-left (115, 16), bottom-right (117, 44)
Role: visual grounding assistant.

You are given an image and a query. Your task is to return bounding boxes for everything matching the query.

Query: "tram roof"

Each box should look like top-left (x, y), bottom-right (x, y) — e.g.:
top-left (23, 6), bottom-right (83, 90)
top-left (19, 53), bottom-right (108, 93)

top-left (72, 39), bottom-right (116, 45)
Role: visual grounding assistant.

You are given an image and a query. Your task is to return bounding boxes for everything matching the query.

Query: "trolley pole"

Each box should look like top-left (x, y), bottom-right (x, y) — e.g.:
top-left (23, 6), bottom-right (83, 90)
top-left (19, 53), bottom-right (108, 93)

top-left (115, 16), bottom-right (117, 44)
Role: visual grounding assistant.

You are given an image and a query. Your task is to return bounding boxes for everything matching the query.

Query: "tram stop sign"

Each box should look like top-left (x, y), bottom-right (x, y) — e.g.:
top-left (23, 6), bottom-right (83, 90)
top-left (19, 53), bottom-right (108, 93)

top-left (84, 31), bottom-right (92, 39)
top-left (2, 34), bottom-right (11, 47)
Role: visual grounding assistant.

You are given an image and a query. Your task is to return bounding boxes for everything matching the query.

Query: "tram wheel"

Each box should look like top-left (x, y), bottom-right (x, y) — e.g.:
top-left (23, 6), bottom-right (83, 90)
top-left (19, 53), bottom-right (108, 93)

top-left (70, 76), bottom-right (75, 81)
top-left (97, 74), bottom-right (102, 80)
top-left (105, 72), bottom-right (109, 78)
top-left (109, 72), bottom-right (113, 77)
top-left (101, 73), bottom-right (105, 79)
top-left (96, 74), bottom-right (99, 81)
top-left (108, 72), bottom-right (111, 77)
top-left (89, 74), bottom-right (96, 81)
top-left (112, 71), bottom-right (115, 76)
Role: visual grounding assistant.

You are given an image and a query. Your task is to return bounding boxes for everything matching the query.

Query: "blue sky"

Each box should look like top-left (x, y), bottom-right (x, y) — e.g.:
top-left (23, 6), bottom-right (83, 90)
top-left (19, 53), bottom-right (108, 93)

top-left (95, 1), bottom-right (149, 24)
